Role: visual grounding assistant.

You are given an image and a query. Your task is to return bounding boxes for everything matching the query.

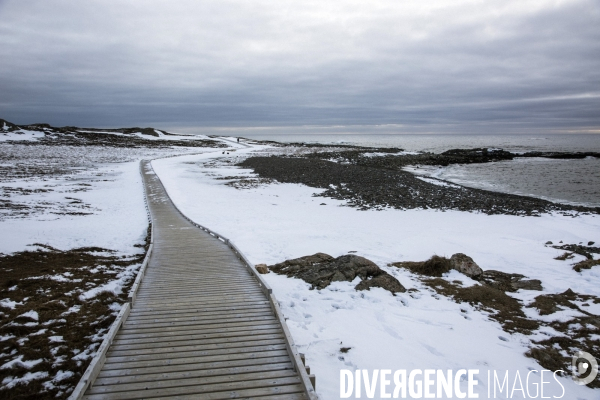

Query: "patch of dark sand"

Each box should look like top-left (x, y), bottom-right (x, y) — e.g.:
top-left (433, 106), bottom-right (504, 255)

top-left (267, 253), bottom-right (405, 294)
top-left (0, 241), bottom-right (148, 399)
top-left (238, 156), bottom-right (597, 215)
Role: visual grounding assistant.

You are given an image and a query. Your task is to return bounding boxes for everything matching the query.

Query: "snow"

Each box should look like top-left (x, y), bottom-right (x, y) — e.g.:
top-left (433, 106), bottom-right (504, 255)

top-left (52, 370), bottom-right (73, 382)
top-left (18, 310), bottom-right (39, 321)
top-left (2, 371), bottom-right (49, 389)
top-left (0, 129), bottom-right (45, 142)
top-left (1, 355), bottom-right (43, 370)
top-left (152, 146), bottom-right (600, 399)
top-left (0, 299), bottom-right (22, 310)
top-left (0, 160), bottom-right (148, 255)
top-left (60, 306), bottom-right (80, 316)
top-left (78, 261), bottom-right (141, 300)
top-left (75, 129), bottom-right (211, 141)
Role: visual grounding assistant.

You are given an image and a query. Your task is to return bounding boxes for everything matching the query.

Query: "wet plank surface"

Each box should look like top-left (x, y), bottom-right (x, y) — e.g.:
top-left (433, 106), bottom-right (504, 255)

top-left (83, 160), bottom-right (307, 399)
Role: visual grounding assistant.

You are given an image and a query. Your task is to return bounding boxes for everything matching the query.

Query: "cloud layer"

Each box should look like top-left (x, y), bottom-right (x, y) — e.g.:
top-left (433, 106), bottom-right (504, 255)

top-left (1, 0), bottom-right (599, 133)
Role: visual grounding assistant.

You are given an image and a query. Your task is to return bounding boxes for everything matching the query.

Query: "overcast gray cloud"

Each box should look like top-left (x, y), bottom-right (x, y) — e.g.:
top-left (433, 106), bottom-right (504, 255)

top-left (0, 0), bottom-right (599, 133)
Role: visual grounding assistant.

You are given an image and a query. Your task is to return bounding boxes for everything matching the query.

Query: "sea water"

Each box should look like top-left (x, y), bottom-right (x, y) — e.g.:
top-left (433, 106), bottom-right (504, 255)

top-left (240, 132), bottom-right (600, 208)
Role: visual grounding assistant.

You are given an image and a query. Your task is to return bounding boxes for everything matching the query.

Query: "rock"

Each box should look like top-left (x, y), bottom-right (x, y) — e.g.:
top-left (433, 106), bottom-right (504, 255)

top-left (511, 279), bottom-right (543, 291)
top-left (481, 270), bottom-right (542, 292)
top-left (255, 264), bottom-right (269, 274)
top-left (449, 253), bottom-right (483, 279)
top-left (589, 241), bottom-right (595, 246)
top-left (268, 253), bottom-right (406, 294)
top-left (355, 274), bottom-right (406, 293)
top-left (545, 241), bottom-right (553, 245)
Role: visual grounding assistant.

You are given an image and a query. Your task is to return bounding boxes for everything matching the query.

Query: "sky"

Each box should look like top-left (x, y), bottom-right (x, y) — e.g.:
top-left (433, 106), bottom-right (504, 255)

top-left (0, 0), bottom-right (599, 134)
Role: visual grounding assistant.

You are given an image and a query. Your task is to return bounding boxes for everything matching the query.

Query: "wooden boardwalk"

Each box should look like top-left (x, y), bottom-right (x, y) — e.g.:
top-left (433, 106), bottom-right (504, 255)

top-left (82, 160), bottom-right (315, 399)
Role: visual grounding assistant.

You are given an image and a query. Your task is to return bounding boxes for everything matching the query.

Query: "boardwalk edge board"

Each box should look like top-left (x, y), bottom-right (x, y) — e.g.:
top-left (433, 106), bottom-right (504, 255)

top-left (148, 158), bottom-right (319, 400)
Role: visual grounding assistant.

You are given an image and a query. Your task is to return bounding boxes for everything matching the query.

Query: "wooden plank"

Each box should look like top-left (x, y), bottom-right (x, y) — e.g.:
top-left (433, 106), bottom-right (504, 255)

top-left (124, 309), bottom-right (274, 326)
top-left (88, 369), bottom-right (298, 395)
top-left (97, 355), bottom-right (293, 379)
top-left (108, 338), bottom-right (286, 357)
top-left (132, 293), bottom-right (267, 307)
top-left (93, 361), bottom-right (294, 387)
top-left (133, 288), bottom-right (264, 299)
top-left (113, 331), bottom-right (284, 350)
top-left (131, 297), bottom-right (269, 310)
top-left (126, 301), bottom-right (270, 318)
top-left (245, 394), bottom-right (307, 400)
top-left (83, 376), bottom-right (303, 399)
top-left (114, 322), bottom-right (282, 340)
top-left (120, 314), bottom-right (277, 332)
top-left (105, 343), bottom-right (288, 364)
top-left (101, 349), bottom-right (290, 371)
top-left (126, 307), bottom-right (272, 323)
top-left (112, 327), bottom-right (282, 347)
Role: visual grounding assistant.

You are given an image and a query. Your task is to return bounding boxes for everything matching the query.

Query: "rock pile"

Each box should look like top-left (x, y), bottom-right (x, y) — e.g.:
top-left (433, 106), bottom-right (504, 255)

top-left (266, 253), bottom-right (406, 294)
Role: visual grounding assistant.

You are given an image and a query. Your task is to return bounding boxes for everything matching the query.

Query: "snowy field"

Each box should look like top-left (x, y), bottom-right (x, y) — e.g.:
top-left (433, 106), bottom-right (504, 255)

top-left (153, 146), bottom-right (600, 399)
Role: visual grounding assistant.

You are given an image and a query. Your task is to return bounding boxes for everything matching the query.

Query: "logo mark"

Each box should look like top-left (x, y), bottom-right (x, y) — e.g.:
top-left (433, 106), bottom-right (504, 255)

top-left (572, 351), bottom-right (598, 385)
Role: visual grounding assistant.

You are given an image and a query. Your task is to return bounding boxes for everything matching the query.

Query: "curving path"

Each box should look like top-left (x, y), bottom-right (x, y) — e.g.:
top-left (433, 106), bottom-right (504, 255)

top-left (82, 159), bottom-right (315, 399)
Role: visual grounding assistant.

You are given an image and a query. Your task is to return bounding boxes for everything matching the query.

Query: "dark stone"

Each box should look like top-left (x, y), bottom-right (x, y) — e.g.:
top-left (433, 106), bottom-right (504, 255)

top-left (255, 264), bottom-right (269, 274)
top-left (355, 274), bottom-right (407, 293)
top-left (268, 253), bottom-right (406, 294)
top-left (449, 253), bottom-right (483, 279)
top-left (481, 270), bottom-right (543, 292)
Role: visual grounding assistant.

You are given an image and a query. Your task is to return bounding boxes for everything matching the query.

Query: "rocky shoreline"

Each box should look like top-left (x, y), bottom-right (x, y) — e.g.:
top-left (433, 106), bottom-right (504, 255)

top-left (239, 154), bottom-right (599, 215)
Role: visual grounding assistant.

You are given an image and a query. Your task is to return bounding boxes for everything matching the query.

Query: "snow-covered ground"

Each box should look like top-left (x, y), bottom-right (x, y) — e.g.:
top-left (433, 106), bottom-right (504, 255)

top-left (153, 147), bottom-right (600, 399)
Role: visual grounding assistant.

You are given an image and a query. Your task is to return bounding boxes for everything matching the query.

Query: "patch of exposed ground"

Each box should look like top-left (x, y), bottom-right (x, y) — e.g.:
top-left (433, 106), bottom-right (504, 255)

top-left (393, 254), bottom-right (600, 388)
top-left (547, 241), bottom-right (600, 272)
top-left (0, 120), bottom-right (225, 149)
top-left (0, 241), bottom-right (147, 399)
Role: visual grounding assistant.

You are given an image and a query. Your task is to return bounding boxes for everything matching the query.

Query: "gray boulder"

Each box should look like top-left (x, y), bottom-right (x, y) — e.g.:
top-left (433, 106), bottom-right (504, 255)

top-left (268, 253), bottom-right (406, 294)
top-left (450, 253), bottom-right (483, 279)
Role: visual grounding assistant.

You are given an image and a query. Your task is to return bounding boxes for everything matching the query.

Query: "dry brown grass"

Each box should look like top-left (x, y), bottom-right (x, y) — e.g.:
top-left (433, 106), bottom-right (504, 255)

top-left (0, 241), bottom-right (147, 399)
top-left (391, 255), bottom-right (452, 277)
